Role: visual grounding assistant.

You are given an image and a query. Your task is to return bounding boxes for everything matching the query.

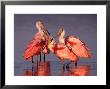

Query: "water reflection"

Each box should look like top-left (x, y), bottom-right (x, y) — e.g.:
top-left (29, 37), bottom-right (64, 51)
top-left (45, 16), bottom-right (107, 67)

top-left (23, 69), bottom-right (32, 76)
top-left (23, 61), bottom-right (50, 76)
top-left (23, 60), bottom-right (90, 76)
top-left (34, 61), bottom-right (50, 76)
top-left (66, 65), bottom-right (90, 76)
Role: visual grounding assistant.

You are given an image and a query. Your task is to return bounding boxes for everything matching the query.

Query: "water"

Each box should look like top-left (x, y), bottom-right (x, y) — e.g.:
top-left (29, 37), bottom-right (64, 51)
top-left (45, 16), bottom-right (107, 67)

top-left (14, 60), bottom-right (97, 76)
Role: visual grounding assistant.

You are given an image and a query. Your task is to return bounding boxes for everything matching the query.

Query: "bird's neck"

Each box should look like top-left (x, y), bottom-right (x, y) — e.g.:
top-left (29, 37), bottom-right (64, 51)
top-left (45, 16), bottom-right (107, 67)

top-left (48, 43), bottom-right (55, 53)
top-left (59, 36), bottom-right (65, 43)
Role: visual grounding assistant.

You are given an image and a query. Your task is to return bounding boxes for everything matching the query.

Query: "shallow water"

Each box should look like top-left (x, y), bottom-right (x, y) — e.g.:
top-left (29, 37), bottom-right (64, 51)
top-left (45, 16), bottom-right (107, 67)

top-left (14, 60), bottom-right (97, 76)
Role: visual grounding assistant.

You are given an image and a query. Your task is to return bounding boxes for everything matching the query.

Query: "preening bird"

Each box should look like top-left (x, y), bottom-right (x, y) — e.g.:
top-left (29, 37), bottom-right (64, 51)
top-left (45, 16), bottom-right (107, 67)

top-left (23, 20), bottom-right (51, 75)
top-left (56, 27), bottom-right (91, 67)
top-left (48, 37), bottom-right (78, 72)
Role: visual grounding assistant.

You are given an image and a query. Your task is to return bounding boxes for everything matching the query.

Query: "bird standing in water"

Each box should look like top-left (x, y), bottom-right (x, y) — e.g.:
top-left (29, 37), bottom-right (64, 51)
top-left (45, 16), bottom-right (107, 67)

top-left (48, 37), bottom-right (78, 73)
top-left (23, 20), bottom-right (50, 75)
top-left (56, 27), bottom-right (91, 67)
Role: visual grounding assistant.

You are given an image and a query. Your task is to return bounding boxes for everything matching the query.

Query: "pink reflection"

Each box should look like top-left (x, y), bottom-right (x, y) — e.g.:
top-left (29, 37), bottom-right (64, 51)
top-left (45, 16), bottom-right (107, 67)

top-left (35, 61), bottom-right (50, 76)
top-left (23, 69), bottom-right (32, 76)
top-left (23, 61), bottom-right (51, 76)
top-left (67, 65), bottom-right (90, 76)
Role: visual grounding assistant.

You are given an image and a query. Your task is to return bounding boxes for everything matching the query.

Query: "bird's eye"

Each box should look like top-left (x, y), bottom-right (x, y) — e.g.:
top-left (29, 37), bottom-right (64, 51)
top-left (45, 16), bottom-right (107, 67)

top-left (51, 38), bottom-right (53, 41)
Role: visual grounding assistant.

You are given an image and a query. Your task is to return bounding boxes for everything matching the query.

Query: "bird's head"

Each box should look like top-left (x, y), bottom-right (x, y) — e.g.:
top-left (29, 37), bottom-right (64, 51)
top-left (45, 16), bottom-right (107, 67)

top-left (56, 26), bottom-right (65, 38)
top-left (35, 20), bottom-right (45, 31)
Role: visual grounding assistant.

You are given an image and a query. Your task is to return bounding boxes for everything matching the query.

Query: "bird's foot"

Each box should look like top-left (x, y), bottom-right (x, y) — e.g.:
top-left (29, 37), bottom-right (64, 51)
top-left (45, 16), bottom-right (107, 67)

top-left (61, 64), bottom-right (65, 76)
top-left (65, 63), bottom-right (70, 71)
top-left (75, 62), bottom-right (77, 68)
top-left (63, 64), bottom-right (65, 71)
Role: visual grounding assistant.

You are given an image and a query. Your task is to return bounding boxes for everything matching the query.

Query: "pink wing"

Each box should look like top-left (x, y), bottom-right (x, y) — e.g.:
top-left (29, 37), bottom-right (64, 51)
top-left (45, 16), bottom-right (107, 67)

top-left (34, 32), bottom-right (50, 54)
top-left (42, 41), bottom-right (50, 54)
top-left (52, 43), bottom-right (78, 62)
top-left (65, 36), bottom-right (91, 58)
top-left (23, 32), bottom-right (50, 60)
top-left (23, 32), bottom-right (43, 60)
top-left (23, 39), bottom-right (42, 60)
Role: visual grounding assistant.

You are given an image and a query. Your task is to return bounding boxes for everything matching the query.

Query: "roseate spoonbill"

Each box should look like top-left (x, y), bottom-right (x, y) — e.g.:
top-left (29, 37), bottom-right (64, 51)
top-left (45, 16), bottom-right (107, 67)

top-left (23, 21), bottom-right (50, 75)
top-left (48, 37), bottom-right (78, 71)
top-left (23, 21), bottom-right (50, 60)
top-left (57, 27), bottom-right (91, 67)
top-left (35, 20), bottom-right (51, 62)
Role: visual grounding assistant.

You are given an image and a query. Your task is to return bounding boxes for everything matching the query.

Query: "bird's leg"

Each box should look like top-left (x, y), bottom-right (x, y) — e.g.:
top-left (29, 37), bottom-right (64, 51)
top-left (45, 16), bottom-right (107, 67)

top-left (66, 62), bottom-right (70, 72)
top-left (36, 56), bottom-right (38, 76)
top-left (75, 62), bottom-right (77, 68)
top-left (66, 61), bottom-right (76, 75)
top-left (61, 61), bottom-right (65, 76)
top-left (63, 63), bottom-right (65, 72)
top-left (32, 56), bottom-right (34, 64)
top-left (32, 56), bottom-right (34, 76)
top-left (75, 58), bottom-right (78, 68)
top-left (44, 54), bottom-right (45, 62)
top-left (37, 55), bottom-right (38, 63)
top-left (40, 54), bottom-right (41, 62)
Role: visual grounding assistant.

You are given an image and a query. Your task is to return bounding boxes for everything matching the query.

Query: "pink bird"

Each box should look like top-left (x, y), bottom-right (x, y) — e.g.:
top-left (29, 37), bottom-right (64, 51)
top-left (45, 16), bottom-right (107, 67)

top-left (48, 37), bottom-right (78, 71)
top-left (56, 27), bottom-right (91, 67)
top-left (23, 32), bottom-right (46, 60)
top-left (23, 21), bottom-right (50, 75)
top-left (23, 21), bottom-right (50, 61)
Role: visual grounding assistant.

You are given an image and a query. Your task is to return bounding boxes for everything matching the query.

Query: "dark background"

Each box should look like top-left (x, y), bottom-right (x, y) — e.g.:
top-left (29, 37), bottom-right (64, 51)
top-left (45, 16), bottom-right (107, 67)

top-left (14, 14), bottom-right (97, 75)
